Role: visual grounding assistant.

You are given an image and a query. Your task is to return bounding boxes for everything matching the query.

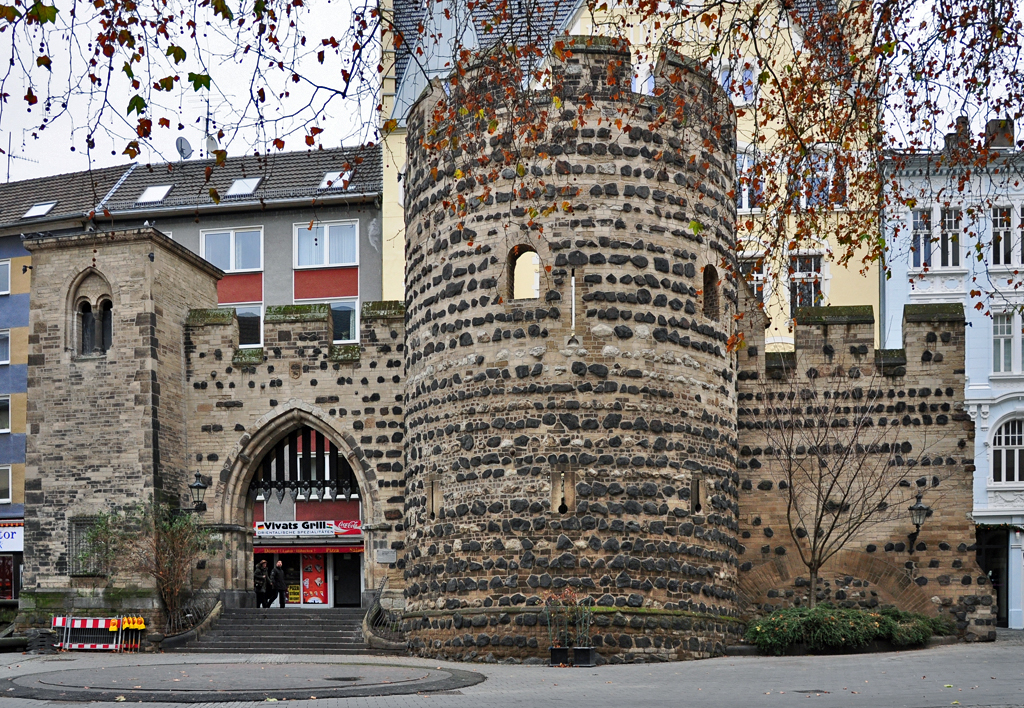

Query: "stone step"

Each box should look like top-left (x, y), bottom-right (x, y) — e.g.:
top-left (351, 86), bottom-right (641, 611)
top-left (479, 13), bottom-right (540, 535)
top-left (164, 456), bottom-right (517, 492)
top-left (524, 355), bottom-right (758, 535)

top-left (183, 646), bottom-right (374, 654)
top-left (205, 631), bottom-right (365, 640)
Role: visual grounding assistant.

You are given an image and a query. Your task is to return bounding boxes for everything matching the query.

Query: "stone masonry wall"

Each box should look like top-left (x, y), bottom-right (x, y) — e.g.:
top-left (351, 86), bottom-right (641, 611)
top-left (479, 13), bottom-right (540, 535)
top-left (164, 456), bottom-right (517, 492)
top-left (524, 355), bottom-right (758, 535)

top-left (401, 39), bottom-right (746, 661)
top-left (183, 300), bottom-right (407, 605)
top-left (735, 303), bottom-right (996, 641)
top-left (19, 229), bottom-right (221, 624)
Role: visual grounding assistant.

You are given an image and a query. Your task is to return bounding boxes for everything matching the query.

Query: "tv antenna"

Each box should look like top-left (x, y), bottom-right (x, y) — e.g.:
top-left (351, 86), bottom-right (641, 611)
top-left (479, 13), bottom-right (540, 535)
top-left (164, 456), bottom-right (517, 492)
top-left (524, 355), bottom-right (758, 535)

top-left (6, 134), bottom-right (40, 182)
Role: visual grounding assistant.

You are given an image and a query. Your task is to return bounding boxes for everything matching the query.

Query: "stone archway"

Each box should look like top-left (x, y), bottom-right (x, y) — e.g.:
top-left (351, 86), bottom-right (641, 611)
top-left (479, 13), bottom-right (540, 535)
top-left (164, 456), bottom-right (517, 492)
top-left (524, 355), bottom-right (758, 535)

top-left (737, 550), bottom-right (936, 616)
top-left (204, 399), bottom-right (382, 606)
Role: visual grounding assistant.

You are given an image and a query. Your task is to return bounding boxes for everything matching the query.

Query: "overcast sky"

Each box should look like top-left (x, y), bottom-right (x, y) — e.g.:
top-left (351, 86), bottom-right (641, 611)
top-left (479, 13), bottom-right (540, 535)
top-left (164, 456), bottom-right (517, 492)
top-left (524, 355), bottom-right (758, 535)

top-left (2, 0), bottom-right (376, 183)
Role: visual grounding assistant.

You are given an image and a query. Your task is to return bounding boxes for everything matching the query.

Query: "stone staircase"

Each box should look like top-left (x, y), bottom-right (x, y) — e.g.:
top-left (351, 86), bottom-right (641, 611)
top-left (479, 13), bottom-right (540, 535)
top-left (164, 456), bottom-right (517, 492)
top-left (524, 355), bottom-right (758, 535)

top-left (178, 608), bottom-right (371, 654)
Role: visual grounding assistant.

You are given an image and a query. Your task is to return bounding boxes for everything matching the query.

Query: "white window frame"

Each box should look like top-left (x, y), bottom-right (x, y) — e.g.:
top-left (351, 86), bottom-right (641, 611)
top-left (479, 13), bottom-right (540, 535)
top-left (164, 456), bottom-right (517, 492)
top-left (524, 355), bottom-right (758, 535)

top-left (318, 171), bottom-right (352, 190)
top-left (991, 419), bottom-right (1024, 487)
top-left (0, 466), bottom-right (10, 504)
top-left (797, 147), bottom-right (846, 210)
top-left (200, 227), bottom-right (264, 273)
top-left (22, 202), bottom-right (56, 219)
top-left (295, 296), bottom-right (360, 344)
top-left (226, 177), bottom-right (262, 197)
top-left (787, 250), bottom-right (829, 317)
top-left (136, 185), bottom-right (173, 203)
top-left (718, 58), bottom-right (757, 106)
top-left (233, 303), bottom-right (264, 349)
top-left (909, 205), bottom-right (966, 272)
top-left (0, 330), bottom-right (10, 366)
top-left (989, 205), bottom-right (1023, 269)
top-left (0, 397), bottom-right (10, 434)
top-left (738, 253), bottom-right (768, 304)
top-left (0, 261), bottom-right (10, 296)
top-left (736, 147), bottom-right (763, 213)
top-left (992, 312), bottom-right (1014, 374)
top-left (292, 220), bottom-right (359, 270)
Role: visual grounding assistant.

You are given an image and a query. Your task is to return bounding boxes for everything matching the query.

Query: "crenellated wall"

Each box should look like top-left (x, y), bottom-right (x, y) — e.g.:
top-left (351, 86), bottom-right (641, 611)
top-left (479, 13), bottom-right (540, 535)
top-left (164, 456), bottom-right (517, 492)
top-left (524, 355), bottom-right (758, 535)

top-left (735, 303), bottom-right (996, 641)
top-left (401, 38), bottom-right (746, 661)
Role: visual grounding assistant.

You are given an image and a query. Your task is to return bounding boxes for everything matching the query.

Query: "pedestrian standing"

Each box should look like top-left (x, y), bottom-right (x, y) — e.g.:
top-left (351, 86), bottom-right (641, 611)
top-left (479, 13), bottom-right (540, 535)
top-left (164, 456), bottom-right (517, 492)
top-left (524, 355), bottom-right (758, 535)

top-left (254, 559), bottom-right (271, 608)
top-left (270, 559), bottom-right (288, 608)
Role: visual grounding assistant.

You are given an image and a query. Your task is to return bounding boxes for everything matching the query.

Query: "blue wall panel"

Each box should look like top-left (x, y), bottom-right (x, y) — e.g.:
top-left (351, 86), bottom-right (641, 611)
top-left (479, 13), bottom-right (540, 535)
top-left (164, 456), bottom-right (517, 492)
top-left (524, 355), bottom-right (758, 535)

top-left (0, 366), bottom-right (27, 396)
top-left (0, 238), bottom-right (30, 261)
top-left (0, 296), bottom-right (29, 329)
top-left (0, 434), bottom-right (25, 465)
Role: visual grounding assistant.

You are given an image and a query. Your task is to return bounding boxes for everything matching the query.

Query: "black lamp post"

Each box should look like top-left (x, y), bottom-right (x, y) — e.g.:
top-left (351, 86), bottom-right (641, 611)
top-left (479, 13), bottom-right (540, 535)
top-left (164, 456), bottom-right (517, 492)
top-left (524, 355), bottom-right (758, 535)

top-left (906, 493), bottom-right (930, 554)
top-left (188, 471), bottom-right (208, 513)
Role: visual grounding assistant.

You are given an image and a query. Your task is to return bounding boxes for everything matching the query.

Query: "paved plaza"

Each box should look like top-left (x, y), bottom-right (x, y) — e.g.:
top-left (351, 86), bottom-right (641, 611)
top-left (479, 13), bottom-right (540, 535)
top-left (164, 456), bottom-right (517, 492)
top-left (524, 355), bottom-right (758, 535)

top-left (0, 631), bottom-right (1020, 708)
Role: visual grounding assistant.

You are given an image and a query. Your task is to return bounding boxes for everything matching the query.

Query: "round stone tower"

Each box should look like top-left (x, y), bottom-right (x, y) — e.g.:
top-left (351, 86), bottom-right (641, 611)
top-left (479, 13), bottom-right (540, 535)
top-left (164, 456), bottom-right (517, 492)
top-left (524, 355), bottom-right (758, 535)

top-left (402, 38), bottom-right (743, 661)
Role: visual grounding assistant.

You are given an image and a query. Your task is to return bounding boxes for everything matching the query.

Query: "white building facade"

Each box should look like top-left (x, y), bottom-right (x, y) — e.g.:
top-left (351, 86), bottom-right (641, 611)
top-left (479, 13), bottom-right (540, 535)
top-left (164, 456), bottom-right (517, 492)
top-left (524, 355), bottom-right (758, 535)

top-left (882, 121), bottom-right (1024, 629)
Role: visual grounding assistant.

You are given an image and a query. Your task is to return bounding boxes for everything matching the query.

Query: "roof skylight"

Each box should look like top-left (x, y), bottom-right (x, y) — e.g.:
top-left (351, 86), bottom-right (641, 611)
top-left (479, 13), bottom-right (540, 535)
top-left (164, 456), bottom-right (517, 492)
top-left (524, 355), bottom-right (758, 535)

top-left (319, 171), bottom-right (351, 190)
top-left (22, 202), bottom-right (57, 219)
top-left (137, 185), bottom-right (173, 203)
top-left (226, 177), bottom-right (262, 197)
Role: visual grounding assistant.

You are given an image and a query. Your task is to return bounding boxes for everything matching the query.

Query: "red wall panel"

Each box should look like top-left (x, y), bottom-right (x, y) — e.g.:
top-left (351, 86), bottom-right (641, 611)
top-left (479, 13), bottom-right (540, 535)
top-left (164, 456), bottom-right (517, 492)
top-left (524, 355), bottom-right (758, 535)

top-left (218, 272), bottom-right (263, 304)
top-left (295, 499), bottom-right (360, 521)
top-left (293, 267), bottom-right (358, 300)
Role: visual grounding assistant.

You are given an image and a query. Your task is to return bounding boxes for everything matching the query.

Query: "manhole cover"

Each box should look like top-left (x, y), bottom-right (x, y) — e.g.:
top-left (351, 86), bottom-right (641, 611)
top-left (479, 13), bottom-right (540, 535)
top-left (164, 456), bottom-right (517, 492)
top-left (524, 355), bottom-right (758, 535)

top-left (324, 677), bottom-right (362, 682)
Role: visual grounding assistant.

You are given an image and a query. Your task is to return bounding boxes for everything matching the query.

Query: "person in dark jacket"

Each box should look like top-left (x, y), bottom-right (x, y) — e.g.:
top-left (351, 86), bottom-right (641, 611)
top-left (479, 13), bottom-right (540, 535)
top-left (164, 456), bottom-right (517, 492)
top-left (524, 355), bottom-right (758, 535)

top-left (269, 559), bottom-right (288, 608)
top-left (254, 559), bottom-right (271, 608)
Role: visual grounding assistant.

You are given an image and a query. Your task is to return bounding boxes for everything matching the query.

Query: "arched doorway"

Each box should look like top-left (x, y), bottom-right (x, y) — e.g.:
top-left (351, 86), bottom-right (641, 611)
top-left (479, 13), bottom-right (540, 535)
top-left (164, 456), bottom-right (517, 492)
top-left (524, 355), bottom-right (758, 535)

top-left (248, 424), bottom-right (365, 607)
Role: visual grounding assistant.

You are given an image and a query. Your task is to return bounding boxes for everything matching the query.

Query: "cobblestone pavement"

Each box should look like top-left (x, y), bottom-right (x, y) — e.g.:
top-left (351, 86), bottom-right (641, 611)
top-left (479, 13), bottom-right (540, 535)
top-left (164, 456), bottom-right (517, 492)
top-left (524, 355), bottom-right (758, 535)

top-left (0, 633), bottom-right (1021, 708)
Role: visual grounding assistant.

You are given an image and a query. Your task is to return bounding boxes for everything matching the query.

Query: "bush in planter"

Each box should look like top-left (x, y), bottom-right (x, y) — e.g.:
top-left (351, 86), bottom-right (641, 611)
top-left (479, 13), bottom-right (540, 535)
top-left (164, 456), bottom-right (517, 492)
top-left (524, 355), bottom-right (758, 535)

top-left (745, 605), bottom-right (947, 655)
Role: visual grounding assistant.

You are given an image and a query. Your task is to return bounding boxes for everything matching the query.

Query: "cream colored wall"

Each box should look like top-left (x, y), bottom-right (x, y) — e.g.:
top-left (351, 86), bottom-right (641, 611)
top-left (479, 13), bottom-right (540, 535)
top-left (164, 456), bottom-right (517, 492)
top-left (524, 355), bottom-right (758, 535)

top-left (379, 0), bottom-right (407, 301)
top-left (568, 4), bottom-right (879, 350)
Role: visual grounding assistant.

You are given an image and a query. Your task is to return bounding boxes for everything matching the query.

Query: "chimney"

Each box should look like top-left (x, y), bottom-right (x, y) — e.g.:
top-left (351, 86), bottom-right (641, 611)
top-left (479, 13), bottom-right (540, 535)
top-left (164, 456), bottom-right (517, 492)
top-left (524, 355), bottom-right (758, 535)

top-left (985, 118), bottom-right (1015, 149)
top-left (944, 116), bottom-right (971, 152)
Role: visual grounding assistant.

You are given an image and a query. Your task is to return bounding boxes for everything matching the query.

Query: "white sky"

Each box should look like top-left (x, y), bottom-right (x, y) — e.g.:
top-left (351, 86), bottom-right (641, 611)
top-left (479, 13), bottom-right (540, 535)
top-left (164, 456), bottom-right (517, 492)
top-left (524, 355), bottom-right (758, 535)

top-left (2, 0), bottom-right (378, 182)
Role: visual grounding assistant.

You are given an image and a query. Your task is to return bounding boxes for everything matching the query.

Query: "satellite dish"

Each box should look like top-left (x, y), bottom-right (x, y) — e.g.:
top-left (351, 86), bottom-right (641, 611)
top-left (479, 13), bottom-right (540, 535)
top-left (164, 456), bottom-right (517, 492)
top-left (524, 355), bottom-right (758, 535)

top-left (205, 135), bottom-right (219, 156)
top-left (175, 137), bottom-right (193, 160)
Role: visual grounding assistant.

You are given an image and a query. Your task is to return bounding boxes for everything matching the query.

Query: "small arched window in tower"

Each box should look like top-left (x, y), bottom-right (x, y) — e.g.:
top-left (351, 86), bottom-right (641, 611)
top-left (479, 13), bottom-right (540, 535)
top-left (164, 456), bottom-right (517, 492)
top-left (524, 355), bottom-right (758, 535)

top-left (690, 477), bottom-right (702, 514)
top-left (702, 265), bottom-right (720, 321)
top-left (78, 302), bottom-right (95, 355)
top-left (551, 467), bottom-right (576, 514)
top-left (508, 245), bottom-right (540, 300)
top-left (99, 299), bottom-right (113, 353)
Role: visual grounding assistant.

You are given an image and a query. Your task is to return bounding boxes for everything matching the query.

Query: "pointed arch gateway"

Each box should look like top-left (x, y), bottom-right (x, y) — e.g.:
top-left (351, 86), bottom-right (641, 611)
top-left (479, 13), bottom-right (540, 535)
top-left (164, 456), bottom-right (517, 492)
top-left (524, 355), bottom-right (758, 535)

top-left (212, 402), bottom-right (382, 608)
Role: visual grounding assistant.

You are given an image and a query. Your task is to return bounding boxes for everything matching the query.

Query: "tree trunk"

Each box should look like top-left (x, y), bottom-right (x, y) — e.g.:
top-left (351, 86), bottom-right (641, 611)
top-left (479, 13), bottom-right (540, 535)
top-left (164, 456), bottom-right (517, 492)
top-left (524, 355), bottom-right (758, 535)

top-left (808, 566), bottom-right (818, 609)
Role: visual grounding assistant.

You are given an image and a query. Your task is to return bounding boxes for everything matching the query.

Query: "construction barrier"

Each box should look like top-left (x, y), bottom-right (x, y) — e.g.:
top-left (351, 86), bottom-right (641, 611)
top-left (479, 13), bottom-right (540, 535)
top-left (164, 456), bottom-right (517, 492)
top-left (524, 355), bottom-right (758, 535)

top-left (51, 615), bottom-right (146, 652)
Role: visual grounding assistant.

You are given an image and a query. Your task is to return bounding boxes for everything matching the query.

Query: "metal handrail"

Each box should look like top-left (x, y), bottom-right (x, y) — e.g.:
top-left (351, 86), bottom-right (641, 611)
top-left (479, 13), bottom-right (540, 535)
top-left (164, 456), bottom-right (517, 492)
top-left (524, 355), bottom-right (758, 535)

top-left (365, 577), bottom-right (404, 643)
top-left (164, 589), bottom-right (220, 637)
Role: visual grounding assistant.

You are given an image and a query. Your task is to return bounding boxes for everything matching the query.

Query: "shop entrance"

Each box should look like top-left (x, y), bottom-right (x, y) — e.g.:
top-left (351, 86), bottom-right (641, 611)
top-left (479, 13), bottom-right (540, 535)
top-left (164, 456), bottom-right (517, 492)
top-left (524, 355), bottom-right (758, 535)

top-left (333, 553), bottom-right (361, 607)
top-left (976, 527), bottom-right (1009, 628)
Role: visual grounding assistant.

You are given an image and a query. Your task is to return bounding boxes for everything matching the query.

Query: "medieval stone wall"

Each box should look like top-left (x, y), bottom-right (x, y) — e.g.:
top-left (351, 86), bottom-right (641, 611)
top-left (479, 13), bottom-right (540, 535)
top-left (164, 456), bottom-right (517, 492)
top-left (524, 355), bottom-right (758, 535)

top-left (19, 229), bottom-right (220, 620)
top-left (735, 303), bottom-right (996, 641)
top-left (183, 300), bottom-right (408, 604)
top-left (401, 39), bottom-right (746, 661)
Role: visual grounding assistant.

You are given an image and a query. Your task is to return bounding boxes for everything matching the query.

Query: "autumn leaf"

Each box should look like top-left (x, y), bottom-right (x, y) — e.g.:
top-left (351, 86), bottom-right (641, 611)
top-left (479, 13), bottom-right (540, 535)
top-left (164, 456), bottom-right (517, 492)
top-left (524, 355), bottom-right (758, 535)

top-left (27, 2), bottom-right (57, 24)
top-left (187, 72), bottom-right (211, 91)
top-left (123, 140), bottom-right (140, 158)
top-left (212, 149), bottom-right (227, 166)
top-left (24, 88), bottom-right (37, 105)
top-left (165, 45), bottom-right (187, 64)
top-left (127, 95), bottom-right (147, 116)
top-left (209, 187), bottom-right (221, 204)
top-left (273, 138), bottom-right (285, 150)
top-left (35, 55), bottom-right (51, 70)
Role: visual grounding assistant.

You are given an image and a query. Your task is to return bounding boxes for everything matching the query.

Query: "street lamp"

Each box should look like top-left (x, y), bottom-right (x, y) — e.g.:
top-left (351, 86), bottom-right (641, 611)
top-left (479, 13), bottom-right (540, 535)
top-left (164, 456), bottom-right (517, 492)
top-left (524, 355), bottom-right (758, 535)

top-left (188, 471), bottom-right (208, 513)
top-left (906, 493), bottom-right (930, 554)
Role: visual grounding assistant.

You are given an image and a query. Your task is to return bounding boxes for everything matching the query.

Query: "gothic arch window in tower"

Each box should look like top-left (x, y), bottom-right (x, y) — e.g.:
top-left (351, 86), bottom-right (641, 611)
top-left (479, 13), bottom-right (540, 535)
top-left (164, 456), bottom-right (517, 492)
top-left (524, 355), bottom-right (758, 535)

top-left (703, 265), bottom-right (720, 321)
top-left (508, 245), bottom-right (540, 300)
top-left (99, 299), bottom-right (113, 353)
top-left (77, 302), bottom-right (94, 355)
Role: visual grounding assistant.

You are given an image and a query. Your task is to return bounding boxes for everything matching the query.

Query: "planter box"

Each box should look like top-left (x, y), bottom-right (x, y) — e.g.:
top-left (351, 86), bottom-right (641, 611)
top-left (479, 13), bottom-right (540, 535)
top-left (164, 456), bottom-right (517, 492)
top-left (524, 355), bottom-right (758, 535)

top-left (549, 646), bottom-right (571, 666)
top-left (572, 646), bottom-right (597, 666)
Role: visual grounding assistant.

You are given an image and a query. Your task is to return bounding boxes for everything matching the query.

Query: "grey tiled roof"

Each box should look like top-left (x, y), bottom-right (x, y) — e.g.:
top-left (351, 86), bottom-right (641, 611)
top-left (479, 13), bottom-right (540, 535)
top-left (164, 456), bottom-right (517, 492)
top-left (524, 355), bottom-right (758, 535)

top-left (0, 166), bottom-right (128, 229)
top-left (469, 0), bottom-right (578, 52)
top-left (393, 0), bottom-right (429, 85)
top-left (102, 145), bottom-right (382, 213)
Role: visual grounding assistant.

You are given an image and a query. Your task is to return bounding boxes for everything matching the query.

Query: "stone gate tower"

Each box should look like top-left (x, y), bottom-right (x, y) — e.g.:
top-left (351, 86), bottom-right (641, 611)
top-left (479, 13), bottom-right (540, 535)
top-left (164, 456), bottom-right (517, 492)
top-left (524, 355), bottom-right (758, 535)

top-left (401, 39), bottom-right (745, 660)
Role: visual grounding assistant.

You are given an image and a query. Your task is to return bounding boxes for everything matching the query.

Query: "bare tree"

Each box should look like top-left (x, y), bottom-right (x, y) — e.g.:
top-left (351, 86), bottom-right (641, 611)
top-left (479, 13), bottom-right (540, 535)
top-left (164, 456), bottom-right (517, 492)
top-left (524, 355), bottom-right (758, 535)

top-left (750, 363), bottom-right (949, 607)
top-left (82, 500), bottom-right (213, 616)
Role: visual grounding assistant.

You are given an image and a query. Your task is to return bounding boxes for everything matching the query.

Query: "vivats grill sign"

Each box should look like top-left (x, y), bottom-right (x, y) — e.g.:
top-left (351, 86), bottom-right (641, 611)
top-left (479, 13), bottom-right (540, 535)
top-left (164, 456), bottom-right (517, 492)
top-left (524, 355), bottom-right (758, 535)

top-left (254, 520), bottom-right (361, 538)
